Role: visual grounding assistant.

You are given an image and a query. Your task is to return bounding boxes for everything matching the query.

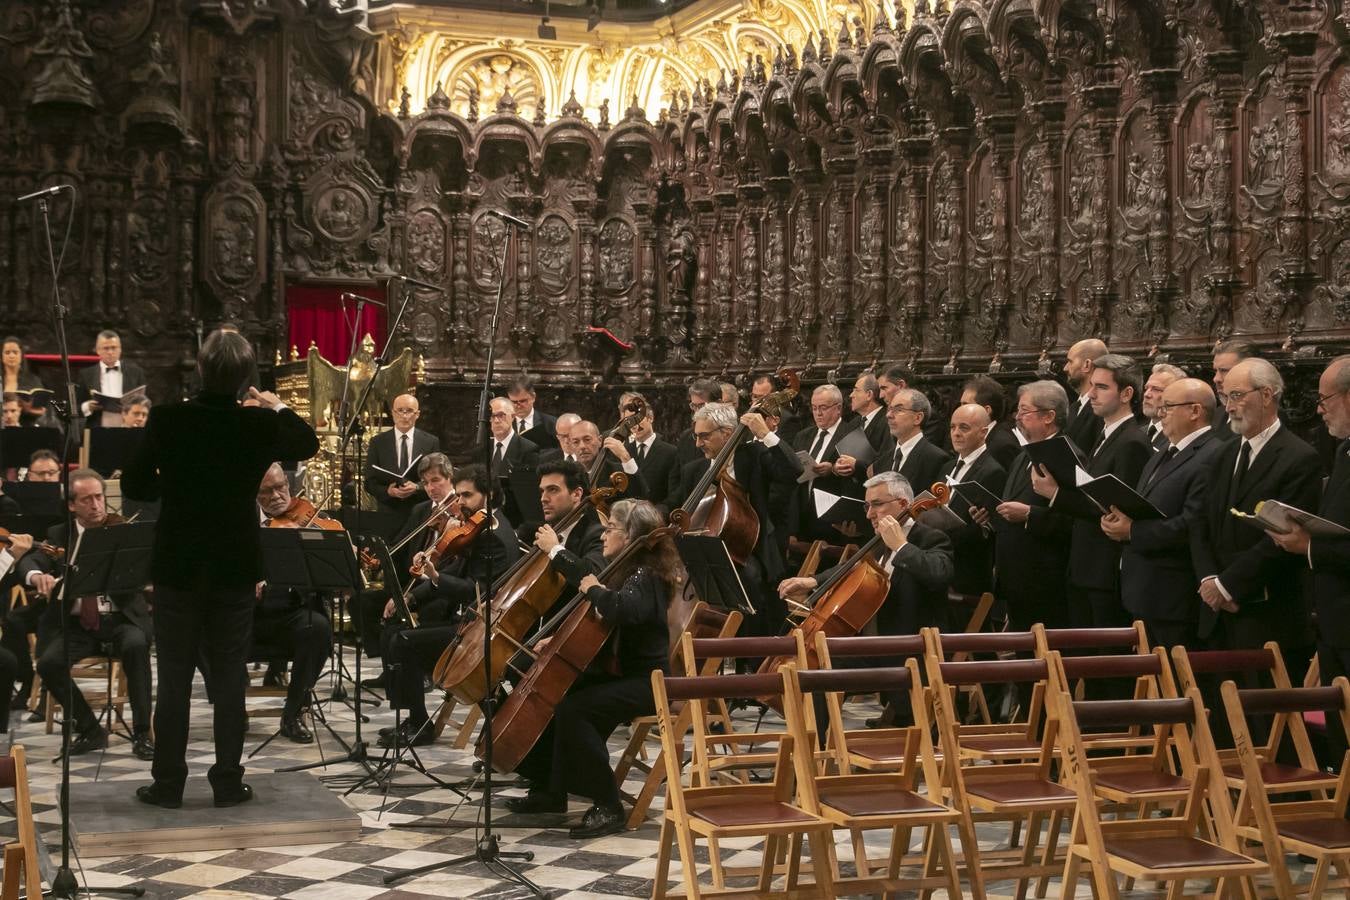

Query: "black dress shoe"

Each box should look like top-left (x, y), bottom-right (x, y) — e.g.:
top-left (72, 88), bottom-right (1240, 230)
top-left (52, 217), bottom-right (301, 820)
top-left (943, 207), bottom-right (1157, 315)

top-left (68, 727), bottom-right (108, 756)
top-left (279, 715), bottom-right (314, 744)
top-left (569, 803), bottom-right (625, 838)
top-left (213, 783), bottom-right (254, 808)
top-left (376, 720), bottom-right (433, 749)
top-left (132, 732), bottom-right (155, 761)
top-left (360, 673), bottom-right (388, 691)
top-left (136, 783), bottom-right (182, 809)
top-left (504, 791), bottom-right (565, 815)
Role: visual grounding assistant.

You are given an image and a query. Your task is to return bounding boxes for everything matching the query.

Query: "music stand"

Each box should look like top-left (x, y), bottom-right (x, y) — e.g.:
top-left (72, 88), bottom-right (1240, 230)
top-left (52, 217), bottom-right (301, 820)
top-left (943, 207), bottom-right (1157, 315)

top-left (84, 428), bottom-right (146, 477)
top-left (0, 426), bottom-right (62, 475)
top-left (676, 534), bottom-right (755, 614)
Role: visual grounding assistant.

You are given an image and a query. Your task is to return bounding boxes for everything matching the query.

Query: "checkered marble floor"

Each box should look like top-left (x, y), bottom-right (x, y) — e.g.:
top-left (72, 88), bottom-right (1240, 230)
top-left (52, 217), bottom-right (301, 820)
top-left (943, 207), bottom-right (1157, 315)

top-left (0, 648), bottom-right (1315, 899)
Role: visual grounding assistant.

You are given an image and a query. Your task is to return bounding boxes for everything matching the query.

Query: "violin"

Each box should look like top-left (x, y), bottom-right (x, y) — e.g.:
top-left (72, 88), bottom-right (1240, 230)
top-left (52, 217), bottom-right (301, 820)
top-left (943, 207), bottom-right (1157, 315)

top-left (756, 481), bottom-right (952, 705)
top-left (410, 509), bottom-right (489, 578)
top-left (0, 529), bottom-right (63, 560)
top-left (266, 496), bottom-right (344, 531)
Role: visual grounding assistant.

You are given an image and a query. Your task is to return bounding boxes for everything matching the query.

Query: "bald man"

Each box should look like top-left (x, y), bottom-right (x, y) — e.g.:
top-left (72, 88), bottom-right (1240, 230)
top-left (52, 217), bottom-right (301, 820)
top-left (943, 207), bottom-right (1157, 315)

top-left (1102, 378), bottom-right (1222, 649)
top-left (539, 412), bottom-right (582, 464)
top-left (364, 393), bottom-right (442, 521)
top-left (944, 403), bottom-right (1006, 597)
top-left (1063, 338), bottom-right (1107, 452)
top-left (569, 419), bottom-right (650, 500)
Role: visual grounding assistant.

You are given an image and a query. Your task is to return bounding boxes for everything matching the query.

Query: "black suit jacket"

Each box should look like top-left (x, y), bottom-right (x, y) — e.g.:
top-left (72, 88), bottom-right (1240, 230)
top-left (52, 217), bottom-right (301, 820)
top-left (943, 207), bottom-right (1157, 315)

top-left (1055, 419), bottom-right (1153, 592)
top-left (77, 360), bottom-right (147, 427)
top-left (19, 522), bottom-right (153, 635)
top-left (1120, 429), bottom-right (1221, 626)
top-left (1309, 443), bottom-right (1350, 649)
top-left (877, 434), bottom-right (955, 497)
top-left (586, 453), bottom-right (650, 502)
top-left (1210, 406), bottom-right (1237, 441)
top-left (945, 451), bottom-right (1007, 597)
top-left (365, 427), bottom-right (442, 513)
top-left (1065, 395), bottom-right (1103, 456)
top-left (476, 433), bottom-right (540, 478)
top-left (121, 393), bottom-right (320, 590)
top-left (985, 422), bottom-right (1022, 471)
top-left (817, 523), bottom-right (954, 635)
top-left (859, 410), bottom-right (889, 453)
top-left (519, 411), bottom-right (559, 451)
top-left (995, 446), bottom-right (1073, 624)
top-left (628, 438), bottom-right (678, 511)
top-left (1190, 424), bottom-right (1322, 643)
top-left (792, 420), bottom-right (864, 539)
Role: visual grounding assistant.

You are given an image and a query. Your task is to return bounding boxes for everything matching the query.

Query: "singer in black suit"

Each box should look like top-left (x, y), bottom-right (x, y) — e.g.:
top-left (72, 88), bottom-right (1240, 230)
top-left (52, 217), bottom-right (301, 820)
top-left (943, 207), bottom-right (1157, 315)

top-left (1062, 339), bottom-right (1107, 454)
top-left (77, 330), bottom-right (146, 428)
top-left (944, 403), bottom-right (1007, 598)
top-left (505, 375), bottom-right (559, 450)
top-left (627, 430), bottom-right (678, 513)
top-left (960, 375), bottom-right (1022, 471)
top-left (364, 393), bottom-right (441, 517)
top-left (1190, 359), bottom-right (1322, 656)
top-left (791, 385), bottom-right (863, 541)
top-left (1105, 379), bottom-right (1221, 649)
top-left (122, 329), bottom-right (320, 809)
top-left (848, 372), bottom-right (891, 452)
top-left (875, 388), bottom-right (954, 494)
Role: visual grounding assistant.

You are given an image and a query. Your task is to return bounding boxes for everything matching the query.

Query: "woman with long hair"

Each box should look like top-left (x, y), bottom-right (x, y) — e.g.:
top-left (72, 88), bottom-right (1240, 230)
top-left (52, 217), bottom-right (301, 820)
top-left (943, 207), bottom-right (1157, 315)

top-left (2, 337), bottom-right (48, 425)
top-left (505, 498), bottom-right (682, 838)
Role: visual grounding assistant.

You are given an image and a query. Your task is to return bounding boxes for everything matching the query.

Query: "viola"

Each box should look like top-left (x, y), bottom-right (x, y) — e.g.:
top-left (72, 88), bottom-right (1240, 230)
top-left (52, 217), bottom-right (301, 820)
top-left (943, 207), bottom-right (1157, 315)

top-left (756, 481), bottom-right (952, 704)
top-left (410, 509), bottom-right (488, 578)
top-left (266, 496), bottom-right (344, 531)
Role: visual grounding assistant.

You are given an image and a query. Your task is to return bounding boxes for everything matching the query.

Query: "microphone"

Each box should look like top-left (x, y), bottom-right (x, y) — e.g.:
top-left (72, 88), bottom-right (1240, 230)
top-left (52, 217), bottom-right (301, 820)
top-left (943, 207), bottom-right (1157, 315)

top-left (387, 273), bottom-right (442, 292)
top-left (488, 209), bottom-right (531, 230)
top-left (340, 292), bottom-right (388, 308)
top-left (15, 184), bottom-right (72, 202)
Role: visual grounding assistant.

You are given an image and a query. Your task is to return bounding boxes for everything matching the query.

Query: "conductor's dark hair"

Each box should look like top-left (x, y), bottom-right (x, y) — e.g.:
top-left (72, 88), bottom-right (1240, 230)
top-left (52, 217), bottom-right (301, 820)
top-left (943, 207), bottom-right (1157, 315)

top-left (539, 459), bottom-right (588, 494)
top-left (198, 328), bottom-right (255, 398)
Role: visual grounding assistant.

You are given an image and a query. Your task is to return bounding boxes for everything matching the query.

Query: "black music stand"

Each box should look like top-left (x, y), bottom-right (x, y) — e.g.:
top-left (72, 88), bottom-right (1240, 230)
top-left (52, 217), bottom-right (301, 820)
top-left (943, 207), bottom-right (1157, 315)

top-left (0, 426), bottom-right (62, 474)
top-left (259, 529), bottom-right (370, 779)
top-left (85, 428), bottom-right (146, 478)
top-left (676, 534), bottom-right (755, 615)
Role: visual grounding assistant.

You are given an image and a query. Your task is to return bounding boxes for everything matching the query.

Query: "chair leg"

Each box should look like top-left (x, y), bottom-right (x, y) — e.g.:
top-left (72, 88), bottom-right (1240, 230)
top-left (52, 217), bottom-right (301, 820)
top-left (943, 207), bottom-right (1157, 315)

top-left (956, 812), bottom-right (989, 900)
top-left (1062, 849), bottom-right (1084, 900)
top-left (758, 834), bottom-right (781, 891)
top-left (707, 835), bottom-right (727, 889)
top-left (625, 752), bottom-right (667, 829)
top-left (850, 826), bottom-right (870, 878)
top-left (1307, 857), bottom-right (1331, 900)
top-left (653, 816), bottom-right (674, 900)
top-left (806, 828), bottom-right (835, 897)
top-left (1036, 809), bottom-right (1064, 898)
top-left (1014, 810), bottom-right (1044, 900)
top-left (673, 821), bottom-right (702, 900)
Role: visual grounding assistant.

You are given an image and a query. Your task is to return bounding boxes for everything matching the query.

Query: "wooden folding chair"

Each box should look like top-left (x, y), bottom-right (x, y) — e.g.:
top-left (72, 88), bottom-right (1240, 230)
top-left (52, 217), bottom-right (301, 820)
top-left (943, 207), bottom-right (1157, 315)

top-left (614, 602), bottom-right (744, 828)
top-left (46, 654), bottom-right (128, 735)
top-left (1033, 621), bottom-right (1150, 697)
top-left (652, 670), bottom-right (836, 899)
top-left (926, 656), bottom-right (1076, 899)
top-left (812, 633), bottom-right (926, 774)
top-left (1171, 644), bottom-right (1337, 797)
top-left (782, 661), bottom-right (966, 897)
top-left (0, 746), bottom-right (42, 900)
top-left (1221, 678), bottom-right (1350, 898)
top-left (923, 628), bottom-right (1045, 757)
top-left (1055, 688), bottom-right (1268, 899)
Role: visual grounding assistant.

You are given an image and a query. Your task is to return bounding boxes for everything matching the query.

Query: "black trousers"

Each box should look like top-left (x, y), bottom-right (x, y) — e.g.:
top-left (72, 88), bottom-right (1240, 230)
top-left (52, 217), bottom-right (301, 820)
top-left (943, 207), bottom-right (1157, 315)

top-left (36, 612), bottom-right (151, 734)
top-left (516, 672), bottom-right (655, 807)
top-left (0, 619), bottom-right (32, 696)
top-left (254, 607), bottom-right (332, 718)
top-left (152, 585), bottom-right (253, 793)
top-left (382, 623), bottom-right (455, 725)
top-left (1141, 618), bottom-right (1198, 652)
top-left (0, 645), bottom-right (17, 722)
top-left (1318, 642), bottom-right (1350, 774)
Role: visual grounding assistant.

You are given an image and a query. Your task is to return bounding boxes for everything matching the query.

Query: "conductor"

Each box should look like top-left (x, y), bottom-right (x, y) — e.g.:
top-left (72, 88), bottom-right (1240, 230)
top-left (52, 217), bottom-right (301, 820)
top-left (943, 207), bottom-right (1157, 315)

top-left (122, 329), bottom-right (320, 809)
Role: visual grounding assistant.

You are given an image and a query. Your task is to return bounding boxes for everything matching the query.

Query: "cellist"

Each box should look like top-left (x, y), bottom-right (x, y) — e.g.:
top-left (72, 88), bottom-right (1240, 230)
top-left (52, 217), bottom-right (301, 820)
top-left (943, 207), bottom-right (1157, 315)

top-left (372, 462), bottom-right (519, 749)
top-left (778, 471), bottom-right (954, 728)
top-left (504, 499), bottom-right (679, 838)
top-left (673, 402), bottom-right (802, 637)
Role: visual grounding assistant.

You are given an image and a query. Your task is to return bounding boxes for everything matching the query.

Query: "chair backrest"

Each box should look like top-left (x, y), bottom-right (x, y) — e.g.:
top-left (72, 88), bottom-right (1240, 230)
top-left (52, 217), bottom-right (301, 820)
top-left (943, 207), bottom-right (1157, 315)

top-left (671, 602), bottom-right (743, 678)
top-left (1033, 621), bottom-right (1149, 656)
top-left (684, 631), bottom-right (806, 674)
top-left (925, 628), bottom-right (1038, 658)
top-left (815, 633), bottom-right (925, 665)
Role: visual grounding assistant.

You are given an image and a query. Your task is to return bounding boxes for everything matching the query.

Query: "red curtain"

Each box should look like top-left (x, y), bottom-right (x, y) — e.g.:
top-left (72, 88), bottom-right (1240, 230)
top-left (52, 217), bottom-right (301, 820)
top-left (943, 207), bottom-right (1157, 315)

top-left (286, 283), bottom-right (387, 365)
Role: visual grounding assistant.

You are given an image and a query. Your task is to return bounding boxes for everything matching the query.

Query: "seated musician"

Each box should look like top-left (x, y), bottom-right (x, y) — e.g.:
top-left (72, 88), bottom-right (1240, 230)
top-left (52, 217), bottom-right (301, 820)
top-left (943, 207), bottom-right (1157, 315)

top-left (120, 396), bottom-right (151, 428)
top-left (26, 449), bottom-right (61, 482)
top-left (20, 468), bottom-right (154, 759)
top-left (569, 420), bottom-right (649, 499)
top-left (504, 499), bottom-right (679, 838)
top-left (0, 530), bottom-right (37, 727)
top-left (255, 463), bottom-right (333, 744)
top-left (375, 463), bottom-right (519, 748)
top-left (529, 460), bottom-right (607, 591)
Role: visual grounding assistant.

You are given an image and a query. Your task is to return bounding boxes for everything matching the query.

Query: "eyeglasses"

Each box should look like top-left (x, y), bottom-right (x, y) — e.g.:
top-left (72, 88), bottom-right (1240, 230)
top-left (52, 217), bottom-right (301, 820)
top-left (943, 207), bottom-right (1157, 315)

top-left (1160, 401), bottom-right (1200, 412)
top-left (864, 498), bottom-right (903, 510)
top-left (1317, 390), bottom-right (1346, 408)
top-left (489, 411), bottom-right (510, 419)
top-left (603, 524), bottom-right (625, 534)
top-left (1014, 406), bottom-right (1050, 420)
top-left (692, 430), bottom-right (717, 441)
top-left (810, 403), bottom-right (841, 413)
top-left (1224, 387), bottom-right (1266, 405)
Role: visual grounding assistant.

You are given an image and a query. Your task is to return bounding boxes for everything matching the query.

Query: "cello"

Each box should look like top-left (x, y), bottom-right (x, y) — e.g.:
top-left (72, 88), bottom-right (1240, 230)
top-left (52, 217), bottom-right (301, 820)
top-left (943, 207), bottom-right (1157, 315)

top-left (669, 370), bottom-right (799, 564)
top-left (432, 473), bottom-right (626, 705)
top-left (485, 524), bottom-right (678, 773)
top-left (755, 481), bottom-right (952, 689)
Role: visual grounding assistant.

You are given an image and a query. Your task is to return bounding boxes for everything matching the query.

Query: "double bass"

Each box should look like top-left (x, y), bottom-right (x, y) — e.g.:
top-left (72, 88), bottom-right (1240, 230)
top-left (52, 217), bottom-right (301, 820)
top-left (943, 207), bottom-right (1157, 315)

top-left (756, 481), bottom-right (952, 691)
top-left (485, 524), bottom-right (678, 773)
top-left (669, 370), bottom-right (799, 563)
top-left (432, 474), bottom-right (626, 705)
top-left (585, 397), bottom-right (649, 487)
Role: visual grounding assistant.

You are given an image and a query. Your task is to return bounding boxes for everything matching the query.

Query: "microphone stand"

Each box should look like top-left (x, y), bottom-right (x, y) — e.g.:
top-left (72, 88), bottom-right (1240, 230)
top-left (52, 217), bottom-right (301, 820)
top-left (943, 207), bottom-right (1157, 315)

top-left (383, 217), bottom-right (541, 896)
top-left (31, 188), bottom-right (143, 899)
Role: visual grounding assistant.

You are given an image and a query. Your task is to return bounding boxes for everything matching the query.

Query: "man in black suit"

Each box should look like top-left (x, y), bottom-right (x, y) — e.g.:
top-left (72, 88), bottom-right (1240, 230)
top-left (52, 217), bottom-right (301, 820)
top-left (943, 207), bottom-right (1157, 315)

top-left (960, 375), bottom-right (1020, 470)
top-left (751, 372), bottom-right (803, 444)
top-left (792, 384), bottom-right (862, 541)
top-left (570, 420), bottom-right (650, 500)
top-left (878, 363), bottom-right (949, 452)
top-left (364, 393), bottom-right (441, 519)
top-left (1209, 340), bottom-right (1256, 441)
top-left (538, 412), bottom-right (581, 465)
top-left (677, 403), bottom-right (803, 635)
top-left (77, 330), bottom-right (147, 429)
top-left (874, 388), bottom-right (953, 495)
top-left (1062, 338), bottom-right (1107, 453)
top-left (1266, 355), bottom-right (1350, 769)
top-left (476, 397), bottom-right (540, 525)
top-left (1191, 357), bottom-right (1322, 657)
top-left (1103, 378), bottom-right (1220, 649)
top-left (973, 380), bottom-right (1074, 631)
top-left (254, 463), bottom-right (332, 744)
top-left (849, 372), bottom-right (889, 452)
top-left (671, 378), bottom-right (722, 481)
top-left (623, 396), bottom-right (678, 513)
top-left (373, 463), bottom-right (520, 748)
top-left (1034, 354), bottom-right (1153, 631)
top-left (1140, 363), bottom-right (1188, 450)
top-left (944, 403), bottom-right (1007, 598)
top-left (122, 328), bottom-right (319, 809)
top-left (21, 468), bottom-right (155, 758)
top-left (530, 460), bottom-right (608, 614)
top-left (506, 376), bottom-right (559, 450)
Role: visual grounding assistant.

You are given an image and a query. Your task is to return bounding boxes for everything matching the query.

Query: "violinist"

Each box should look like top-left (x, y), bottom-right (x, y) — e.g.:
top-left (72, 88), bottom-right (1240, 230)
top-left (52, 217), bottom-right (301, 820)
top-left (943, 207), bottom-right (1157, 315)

top-left (20, 468), bottom-right (155, 759)
top-left (374, 463), bottom-right (519, 749)
top-left (0, 529), bottom-right (36, 727)
top-left (675, 402), bottom-right (802, 636)
top-left (255, 464), bottom-right (333, 744)
top-left (505, 499), bottom-right (679, 838)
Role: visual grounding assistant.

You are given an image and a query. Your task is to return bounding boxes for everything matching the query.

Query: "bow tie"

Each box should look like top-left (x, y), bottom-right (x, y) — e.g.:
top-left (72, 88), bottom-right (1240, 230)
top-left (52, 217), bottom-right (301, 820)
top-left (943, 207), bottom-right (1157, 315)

top-left (105, 365), bottom-right (119, 373)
